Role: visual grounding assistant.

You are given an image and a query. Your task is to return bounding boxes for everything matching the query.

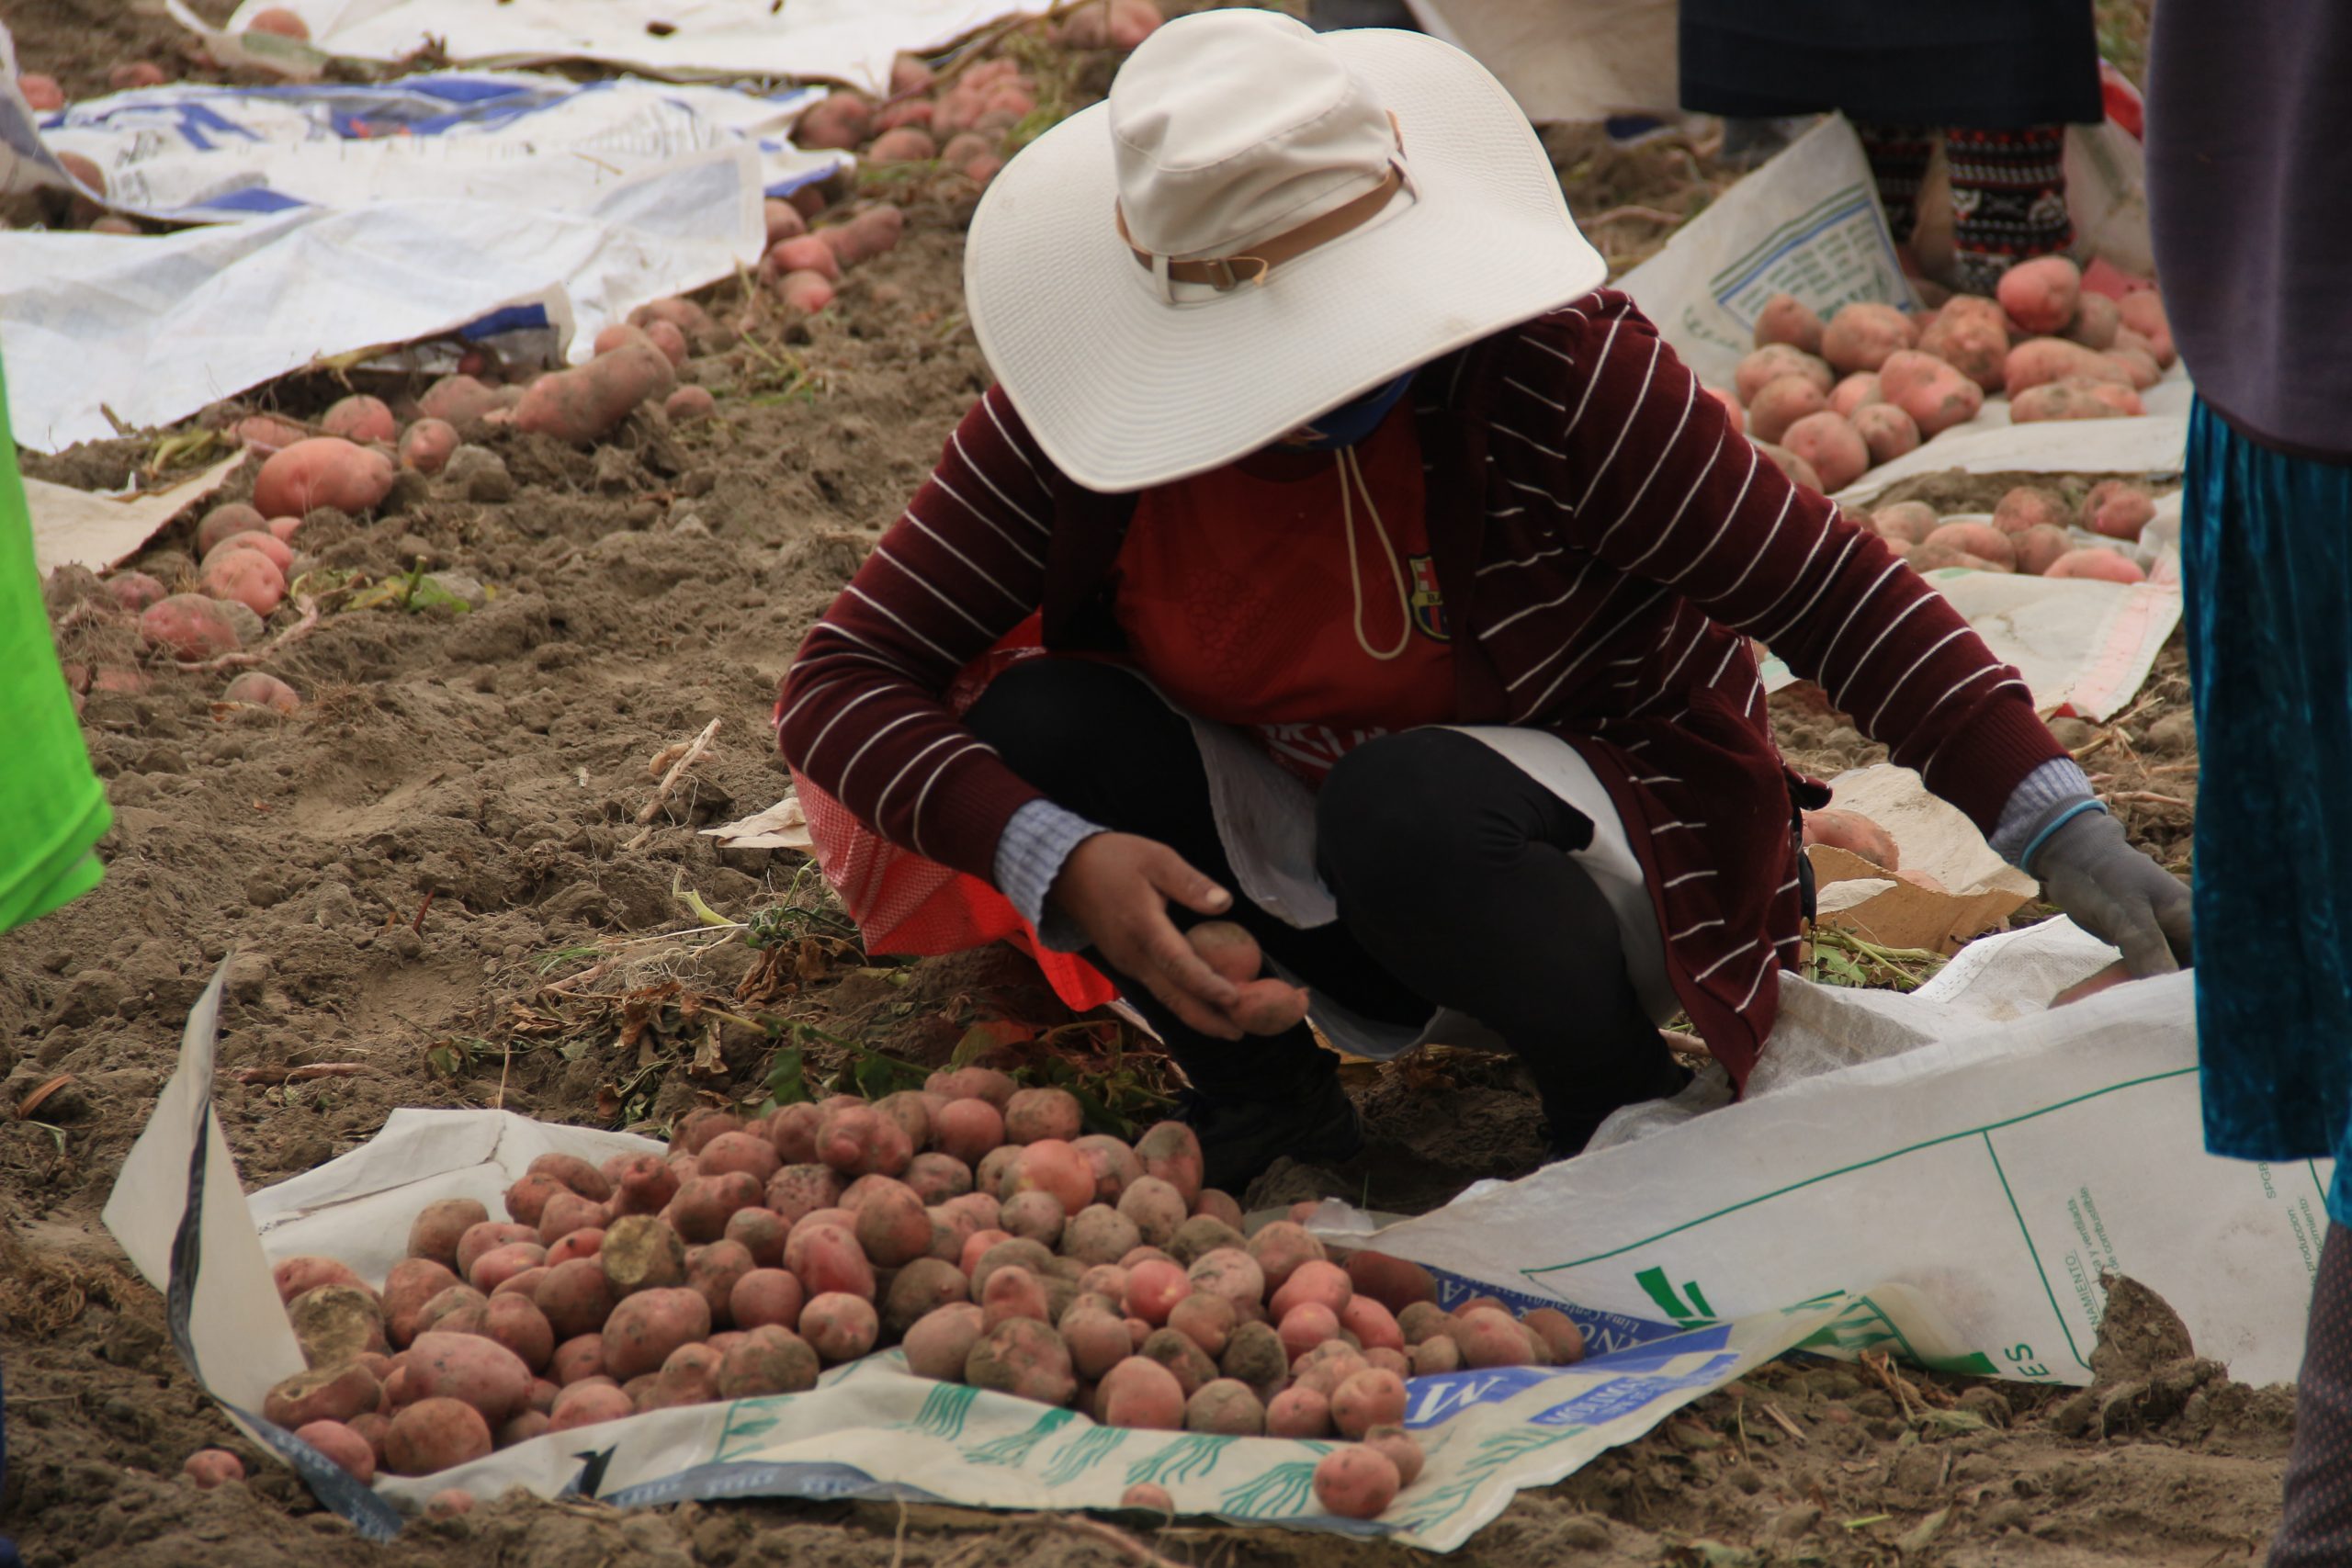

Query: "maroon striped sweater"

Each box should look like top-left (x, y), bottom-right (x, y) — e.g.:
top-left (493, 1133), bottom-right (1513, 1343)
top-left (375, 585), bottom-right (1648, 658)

top-left (779, 291), bottom-right (2064, 1083)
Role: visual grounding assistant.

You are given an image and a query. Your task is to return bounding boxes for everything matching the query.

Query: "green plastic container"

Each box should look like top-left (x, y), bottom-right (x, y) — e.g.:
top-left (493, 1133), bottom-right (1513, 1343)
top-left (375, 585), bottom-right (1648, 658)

top-left (0, 355), bottom-right (111, 932)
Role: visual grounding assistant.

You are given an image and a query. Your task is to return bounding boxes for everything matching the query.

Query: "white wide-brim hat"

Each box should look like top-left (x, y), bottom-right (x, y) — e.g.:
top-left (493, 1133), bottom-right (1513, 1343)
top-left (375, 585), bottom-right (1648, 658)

top-left (964, 8), bottom-right (1606, 495)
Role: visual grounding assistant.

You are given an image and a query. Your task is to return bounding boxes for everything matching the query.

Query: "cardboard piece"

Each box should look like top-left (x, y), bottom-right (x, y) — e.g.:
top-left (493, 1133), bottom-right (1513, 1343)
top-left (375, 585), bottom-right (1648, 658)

top-left (27, 451), bottom-right (247, 576)
top-left (1806, 763), bottom-right (2036, 954)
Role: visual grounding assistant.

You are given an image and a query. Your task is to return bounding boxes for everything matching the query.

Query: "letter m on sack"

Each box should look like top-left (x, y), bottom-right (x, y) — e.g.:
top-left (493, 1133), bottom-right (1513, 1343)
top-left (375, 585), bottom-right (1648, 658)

top-left (1634, 1266), bottom-right (1717, 1327)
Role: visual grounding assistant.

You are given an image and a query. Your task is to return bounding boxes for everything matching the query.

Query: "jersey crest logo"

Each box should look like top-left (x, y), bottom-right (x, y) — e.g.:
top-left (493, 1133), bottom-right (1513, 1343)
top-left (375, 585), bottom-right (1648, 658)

top-left (1408, 554), bottom-right (1450, 642)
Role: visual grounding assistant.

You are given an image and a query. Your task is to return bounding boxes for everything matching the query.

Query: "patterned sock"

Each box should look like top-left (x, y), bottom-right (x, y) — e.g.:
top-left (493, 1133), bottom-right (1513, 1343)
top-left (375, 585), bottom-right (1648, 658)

top-left (1856, 123), bottom-right (1935, 243)
top-left (2273, 1223), bottom-right (2352, 1566)
top-left (1943, 125), bottom-right (2072, 294)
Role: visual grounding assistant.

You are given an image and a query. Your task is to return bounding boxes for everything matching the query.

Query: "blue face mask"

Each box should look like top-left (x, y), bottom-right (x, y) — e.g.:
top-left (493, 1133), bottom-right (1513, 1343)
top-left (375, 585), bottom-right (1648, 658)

top-left (1285, 369), bottom-right (1418, 450)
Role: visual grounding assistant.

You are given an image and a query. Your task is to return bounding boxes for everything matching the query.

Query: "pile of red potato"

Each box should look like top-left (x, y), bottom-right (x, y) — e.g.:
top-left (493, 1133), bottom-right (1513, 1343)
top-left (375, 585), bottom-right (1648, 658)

top-left (1714, 258), bottom-right (2174, 499)
top-left (1860, 479), bottom-right (2157, 582)
top-left (238, 1064), bottom-right (1582, 1521)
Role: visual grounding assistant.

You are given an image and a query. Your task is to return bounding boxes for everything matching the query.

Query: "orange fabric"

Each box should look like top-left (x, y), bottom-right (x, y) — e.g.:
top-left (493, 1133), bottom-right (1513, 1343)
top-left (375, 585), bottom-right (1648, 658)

top-left (1112, 399), bottom-right (1455, 781)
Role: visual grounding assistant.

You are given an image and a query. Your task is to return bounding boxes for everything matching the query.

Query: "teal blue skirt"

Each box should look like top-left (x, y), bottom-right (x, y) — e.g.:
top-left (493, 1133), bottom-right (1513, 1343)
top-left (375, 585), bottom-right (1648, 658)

top-left (2182, 400), bottom-right (2352, 1224)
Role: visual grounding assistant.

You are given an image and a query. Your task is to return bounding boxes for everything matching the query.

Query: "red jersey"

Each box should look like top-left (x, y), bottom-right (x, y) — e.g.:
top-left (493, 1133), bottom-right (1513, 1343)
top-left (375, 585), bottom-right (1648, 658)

top-left (1110, 400), bottom-right (1454, 781)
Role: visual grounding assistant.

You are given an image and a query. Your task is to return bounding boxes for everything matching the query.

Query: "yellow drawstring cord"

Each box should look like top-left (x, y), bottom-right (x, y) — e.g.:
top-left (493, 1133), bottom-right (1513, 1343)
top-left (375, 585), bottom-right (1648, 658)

top-left (1337, 446), bottom-right (1412, 661)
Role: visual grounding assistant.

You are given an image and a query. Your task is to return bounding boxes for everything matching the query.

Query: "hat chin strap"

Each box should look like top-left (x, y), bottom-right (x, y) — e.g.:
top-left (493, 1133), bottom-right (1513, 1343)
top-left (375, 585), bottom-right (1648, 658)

top-left (1117, 120), bottom-right (1417, 301)
top-left (1337, 445), bottom-right (1412, 662)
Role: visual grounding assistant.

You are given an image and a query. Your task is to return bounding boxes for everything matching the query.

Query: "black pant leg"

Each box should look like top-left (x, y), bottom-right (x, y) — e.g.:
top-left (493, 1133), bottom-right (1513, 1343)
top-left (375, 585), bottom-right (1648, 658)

top-left (1316, 728), bottom-right (1680, 1152)
top-left (960, 658), bottom-right (1426, 1101)
top-left (2273, 1222), bottom-right (2352, 1566)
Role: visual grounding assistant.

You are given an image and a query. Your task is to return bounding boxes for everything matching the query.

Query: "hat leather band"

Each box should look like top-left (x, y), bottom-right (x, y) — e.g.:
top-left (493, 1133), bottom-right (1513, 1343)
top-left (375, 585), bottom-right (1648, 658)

top-left (1116, 160), bottom-right (1408, 293)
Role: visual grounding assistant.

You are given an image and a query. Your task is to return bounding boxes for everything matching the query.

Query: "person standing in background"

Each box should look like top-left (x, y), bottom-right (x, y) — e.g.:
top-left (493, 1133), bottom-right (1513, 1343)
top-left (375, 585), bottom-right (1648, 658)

top-left (1679, 5), bottom-right (2104, 291)
top-left (2144, 9), bottom-right (2352, 1564)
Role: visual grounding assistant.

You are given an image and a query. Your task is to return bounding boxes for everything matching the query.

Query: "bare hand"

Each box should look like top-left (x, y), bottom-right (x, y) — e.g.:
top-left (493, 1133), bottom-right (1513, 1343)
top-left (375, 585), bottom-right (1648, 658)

top-left (1050, 833), bottom-right (1244, 1039)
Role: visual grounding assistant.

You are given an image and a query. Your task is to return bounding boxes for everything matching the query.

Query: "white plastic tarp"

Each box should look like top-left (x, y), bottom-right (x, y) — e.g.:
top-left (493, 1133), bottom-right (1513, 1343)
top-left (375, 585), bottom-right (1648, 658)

top-left (106, 961), bottom-right (1860, 1549)
top-left (0, 43), bottom-right (794, 451)
top-left (1321, 920), bottom-right (2324, 1390)
top-left (198, 0), bottom-right (1040, 96)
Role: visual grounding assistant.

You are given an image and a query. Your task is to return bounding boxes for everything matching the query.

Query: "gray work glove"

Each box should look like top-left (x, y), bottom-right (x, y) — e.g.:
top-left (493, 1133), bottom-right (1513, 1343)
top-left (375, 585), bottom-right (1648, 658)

top-left (2026, 806), bottom-right (2193, 976)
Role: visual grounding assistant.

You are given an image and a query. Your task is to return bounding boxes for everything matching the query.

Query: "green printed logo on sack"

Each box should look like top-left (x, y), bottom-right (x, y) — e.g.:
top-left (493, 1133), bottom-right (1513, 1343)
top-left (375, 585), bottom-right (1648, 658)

top-left (1125, 1432), bottom-right (1234, 1487)
top-left (965, 1405), bottom-right (1076, 1467)
top-left (1040, 1425), bottom-right (1129, 1485)
top-left (905, 1382), bottom-right (978, 1441)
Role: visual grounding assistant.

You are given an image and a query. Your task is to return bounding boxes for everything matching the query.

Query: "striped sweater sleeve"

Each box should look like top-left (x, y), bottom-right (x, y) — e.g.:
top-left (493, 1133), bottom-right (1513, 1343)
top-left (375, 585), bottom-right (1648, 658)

top-left (776, 386), bottom-right (1058, 882)
top-left (1521, 295), bottom-right (2064, 829)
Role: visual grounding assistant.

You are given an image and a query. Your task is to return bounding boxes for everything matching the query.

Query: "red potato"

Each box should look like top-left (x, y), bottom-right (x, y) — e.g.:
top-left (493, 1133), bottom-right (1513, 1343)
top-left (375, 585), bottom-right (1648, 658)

top-left (867, 126), bottom-right (938, 164)
top-left (2045, 548), bottom-right (2146, 584)
top-left (1115, 1176), bottom-right (1188, 1247)
top-left (2003, 338), bottom-right (2134, 398)
top-left (295, 1420), bottom-right (375, 1483)
top-left (1125, 1258), bottom-right (1191, 1325)
top-left (699, 1131), bottom-right (781, 1186)
top-left (1269, 1259), bottom-right (1352, 1321)
top-left (1745, 376), bottom-right (1827, 446)
top-left (869, 1090), bottom-right (934, 1151)
top-left (763, 1105), bottom-right (823, 1165)
top-left (1133, 1123), bottom-right (1204, 1205)
top-left (1781, 412), bottom-right (1869, 492)
top-left (139, 593), bottom-right (242, 660)
top-left (1340, 1295), bottom-right (1405, 1354)
top-left (600, 1214), bottom-right (688, 1297)
top-left (1314, 1446), bottom-right (1400, 1520)
top-left (425, 1489), bottom-right (476, 1517)
top-left (1991, 485), bottom-right (2069, 535)
top-left (183, 1449), bottom-right (245, 1488)
top-left (532, 1258), bottom-right (616, 1341)
top-left (18, 74), bottom-right (64, 112)
top-left (1996, 255), bottom-right (2082, 334)
top-left (2012, 524), bottom-right (2073, 576)
top-left (1409, 1337), bottom-right (1462, 1376)
top-left (550, 1336), bottom-right (605, 1386)
top-left (1069, 1135), bottom-right (1141, 1205)
top-left (399, 1331), bottom-right (534, 1424)
top-left (1003, 1089), bottom-right (1083, 1146)
top-left (2012, 378), bottom-right (2143, 422)
top-left (1231, 977), bottom-right (1310, 1035)
top-left (504, 1173), bottom-right (567, 1227)
top-left (1186, 1248), bottom-right (1264, 1312)
top-left (197, 502), bottom-right (266, 557)
top-left (288, 1284), bottom-right (386, 1367)
top-left (786, 1222), bottom-right (876, 1301)
top-left (453, 1222), bottom-right (537, 1282)
top-left (930, 1099), bottom-right (1005, 1167)
top-left (904, 1302), bottom-right (988, 1382)
top-left (1011, 1140), bottom-right (1096, 1219)
top-left (109, 62), bottom-right (168, 90)
top-left (1522, 1307), bottom-right (1586, 1364)
top-left (724, 1207), bottom-right (788, 1268)
top-left (264, 1360), bottom-right (381, 1429)
top-left (483, 1294), bottom-right (555, 1373)
top-left (1062, 1204), bottom-right (1142, 1266)
top-left (2064, 291), bottom-right (2120, 351)
top-left (729, 1267), bottom-right (808, 1333)
top-left (601, 1287), bottom-right (711, 1381)
top-left (1820, 302), bottom-right (1917, 376)
top-left (958, 1228), bottom-right (1015, 1278)
top-left (247, 7), bottom-right (310, 39)
top-left (1247, 1222), bottom-right (1329, 1293)
top-left (2081, 479), bottom-right (2157, 539)
top-left (1850, 403), bottom-right (1920, 467)
top-left (1917, 313), bottom-right (2010, 392)
top-left (202, 548), bottom-right (287, 616)
top-left (928, 1067), bottom-right (1019, 1107)
top-left (537, 1190), bottom-right (605, 1247)
top-left (766, 235), bottom-right (842, 284)
top-left (967, 1316), bottom-right (1079, 1407)
top-left (1186, 1378), bottom-right (1266, 1436)
top-left (202, 528), bottom-right (294, 577)
top-left (384, 1398), bottom-right (492, 1476)
top-left (419, 375), bottom-right (505, 426)
top-left (383, 1258), bottom-right (462, 1347)
top-left (2109, 346), bottom-right (2162, 390)
top-left (796, 91), bottom-right (872, 151)
top-left (549, 1382), bottom-right (634, 1432)
top-left (981, 1265), bottom-right (1052, 1330)
top-left (764, 197), bottom-right (808, 245)
top-left (882, 1258), bottom-right (970, 1338)
top-left (1734, 344), bottom-right (1833, 402)
top-left (686, 1239), bottom-right (756, 1327)
top-left (765, 1163), bottom-right (842, 1225)
top-left (492, 1268), bottom-right (551, 1303)
top-left (1185, 920), bottom-right (1261, 984)
top-left (664, 386), bottom-right (716, 423)
top-left (1801, 807), bottom-right (1899, 870)
top-left (469, 1241), bottom-right (548, 1295)
top-left (816, 1101), bottom-right (911, 1177)
top-left (1453, 1307), bottom-right (1541, 1369)
top-left (1165, 1292), bottom-right (1237, 1359)
top-left (1267, 1385), bottom-right (1332, 1438)
top-left (391, 416), bottom-right (460, 475)
top-left (1278, 1303), bottom-right (1341, 1362)
top-left (320, 394), bottom-right (395, 444)
top-left (673, 1109), bottom-right (746, 1156)
top-left (1878, 350), bottom-right (1984, 436)
top-left (1364, 1424), bottom-right (1426, 1488)
top-left (1923, 521), bottom-right (2016, 570)
top-left (1331, 1367), bottom-right (1408, 1438)
top-left (2117, 290), bottom-right (2175, 366)
top-left (1752, 292), bottom-right (1824, 355)
top-left (639, 320), bottom-right (689, 367)
top-left (516, 342), bottom-right (673, 446)
top-left (1102, 1356), bottom-right (1187, 1430)
top-left (274, 1256), bottom-right (367, 1305)
top-left (854, 1179), bottom-right (937, 1267)
top-left (106, 570), bottom-right (168, 614)
top-left (639, 1342), bottom-right (722, 1411)
top-left (717, 1325), bottom-right (820, 1398)
top-left (1749, 440), bottom-right (1821, 494)
top-left (253, 437), bottom-right (395, 517)
top-left (874, 98), bottom-right (933, 134)
top-left (1828, 372), bottom-right (1883, 419)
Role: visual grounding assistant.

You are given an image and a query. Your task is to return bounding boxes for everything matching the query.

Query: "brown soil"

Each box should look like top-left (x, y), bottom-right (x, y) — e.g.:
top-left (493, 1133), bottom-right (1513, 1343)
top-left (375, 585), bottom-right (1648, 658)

top-left (4, 0), bottom-right (2256, 1562)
